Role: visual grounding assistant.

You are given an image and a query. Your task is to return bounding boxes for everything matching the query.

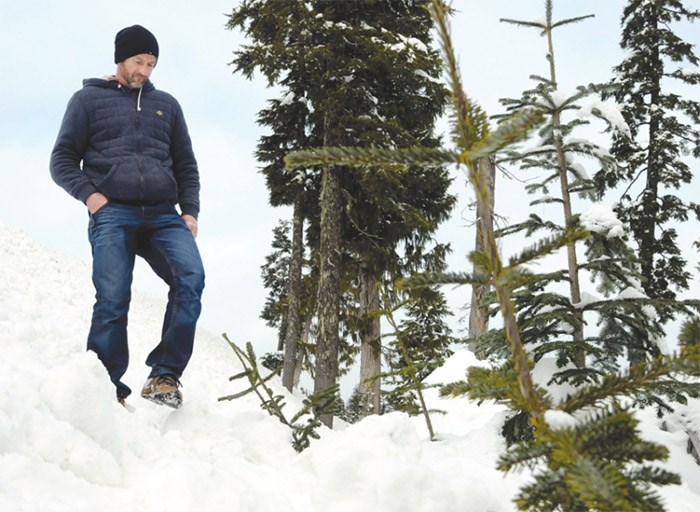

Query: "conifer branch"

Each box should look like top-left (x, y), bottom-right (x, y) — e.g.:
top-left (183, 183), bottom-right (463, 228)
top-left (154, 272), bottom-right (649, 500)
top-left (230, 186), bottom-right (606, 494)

top-left (466, 108), bottom-right (546, 162)
top-left (584, 297), bottom-right (700, 314)
top-left (560, 351), bottom-right (700, 414)
top-left (284, 145), bottom-right (459, 170)
top-left (551, 15), bottom-right (596, 29)
top-left (505, 227), bottom-right (589, 270)
top-left (400, 270), bottom-right (491, 289)
top-left (565, 458), bottom-right (638, 511)
top-left (441, 364), bottom-right (547, 413)
top-left (499, 18), bottom-right (547, 30)
top-left (219, 334), bottom-right (335, 452)
top-left (497, 442), bottom-right (552, 472)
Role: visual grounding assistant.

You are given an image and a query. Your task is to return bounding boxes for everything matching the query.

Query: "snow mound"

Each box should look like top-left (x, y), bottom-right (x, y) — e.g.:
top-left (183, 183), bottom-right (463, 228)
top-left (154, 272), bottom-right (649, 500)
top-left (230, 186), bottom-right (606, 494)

top-left (1, 221), bottom-right (699, 512)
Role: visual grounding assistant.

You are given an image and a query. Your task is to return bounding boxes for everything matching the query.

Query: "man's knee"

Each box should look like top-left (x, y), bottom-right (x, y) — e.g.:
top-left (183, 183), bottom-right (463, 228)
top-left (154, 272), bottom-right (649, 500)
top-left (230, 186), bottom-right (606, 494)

top-left (92, 297), bottom-right (132, 322)
top-left (177, 266), bottom-right (205, 299)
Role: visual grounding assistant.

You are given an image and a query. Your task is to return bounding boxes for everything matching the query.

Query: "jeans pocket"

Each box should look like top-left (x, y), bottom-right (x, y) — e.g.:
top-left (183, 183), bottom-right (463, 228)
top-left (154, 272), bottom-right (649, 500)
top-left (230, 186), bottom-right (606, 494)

top-left (88, 202), bottom-right (111, 227)
top-left (94, 201), bottom-right (111, 216)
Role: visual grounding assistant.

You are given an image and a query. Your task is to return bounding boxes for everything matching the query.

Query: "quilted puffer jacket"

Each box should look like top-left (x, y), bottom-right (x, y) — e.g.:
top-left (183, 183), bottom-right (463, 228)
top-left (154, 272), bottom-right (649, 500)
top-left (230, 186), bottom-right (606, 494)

top-left (50, 78), bottom-right (200, 218)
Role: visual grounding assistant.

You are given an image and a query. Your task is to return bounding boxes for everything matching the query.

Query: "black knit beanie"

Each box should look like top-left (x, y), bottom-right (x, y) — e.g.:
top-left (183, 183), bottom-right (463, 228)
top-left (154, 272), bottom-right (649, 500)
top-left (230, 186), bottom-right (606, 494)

top-left (114, 25), bottom-right (159, 64)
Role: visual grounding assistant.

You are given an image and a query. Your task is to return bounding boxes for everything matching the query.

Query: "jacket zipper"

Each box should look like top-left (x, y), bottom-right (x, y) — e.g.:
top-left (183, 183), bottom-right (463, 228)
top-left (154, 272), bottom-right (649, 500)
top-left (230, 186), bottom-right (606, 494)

top-left (135, 88), bottom-right (145, 203)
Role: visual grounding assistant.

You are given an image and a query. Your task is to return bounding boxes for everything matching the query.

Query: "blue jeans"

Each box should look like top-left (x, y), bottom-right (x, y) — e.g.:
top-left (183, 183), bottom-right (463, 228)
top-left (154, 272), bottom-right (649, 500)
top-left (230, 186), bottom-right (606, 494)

top-left (87, 202), bottom-right (205, 399)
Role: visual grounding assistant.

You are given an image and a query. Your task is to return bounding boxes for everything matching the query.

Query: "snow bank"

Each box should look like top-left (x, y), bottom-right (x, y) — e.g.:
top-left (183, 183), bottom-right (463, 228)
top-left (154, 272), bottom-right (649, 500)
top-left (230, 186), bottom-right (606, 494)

top-left (1, 221), bottom-right (698, 512)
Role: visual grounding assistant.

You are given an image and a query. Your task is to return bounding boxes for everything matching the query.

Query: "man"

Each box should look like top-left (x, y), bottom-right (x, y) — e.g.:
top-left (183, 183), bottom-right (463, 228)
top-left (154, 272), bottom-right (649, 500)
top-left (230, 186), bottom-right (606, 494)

top-left (50, 25), bottom-right (205, 409)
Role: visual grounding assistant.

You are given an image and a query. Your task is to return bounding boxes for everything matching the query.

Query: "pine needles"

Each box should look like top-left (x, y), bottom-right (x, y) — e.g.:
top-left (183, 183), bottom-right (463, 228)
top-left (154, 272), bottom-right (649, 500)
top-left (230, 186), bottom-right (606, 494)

top-left (219, 334), bottom-right (340, 452)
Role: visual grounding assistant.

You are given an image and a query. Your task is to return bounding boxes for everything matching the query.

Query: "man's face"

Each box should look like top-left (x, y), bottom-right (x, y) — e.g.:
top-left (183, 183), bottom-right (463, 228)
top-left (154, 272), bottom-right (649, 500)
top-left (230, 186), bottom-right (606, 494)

top-left (117, 54), bottom-right (157, 88)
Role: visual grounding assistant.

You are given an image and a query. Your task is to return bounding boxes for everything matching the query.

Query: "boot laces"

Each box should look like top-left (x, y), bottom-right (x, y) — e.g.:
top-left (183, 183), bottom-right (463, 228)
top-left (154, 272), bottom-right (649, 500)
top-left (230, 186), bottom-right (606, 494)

top-left (155, 374), bottom-right (181, 388)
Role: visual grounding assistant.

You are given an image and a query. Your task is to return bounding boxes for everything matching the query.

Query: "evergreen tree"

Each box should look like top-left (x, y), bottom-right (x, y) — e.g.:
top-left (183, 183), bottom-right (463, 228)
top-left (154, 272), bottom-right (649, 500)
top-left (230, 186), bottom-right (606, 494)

top-left (228, 0), bottom-right (321, 391)
top-left (260, 220), bottom-right (292, 351)
top-left (489, 0), bottom-right (669, 378)
top-left (496, 6), bottom-right (605, 371)
top-left (308, 0), bottom-right (454, 423)
top-left (230, 0), bottom-right (454, 425)
top-left (384, 286), bottom-right (456, 415)
top-left (598, 0), bottom-right (700, 314)
top-left (342, 385), bottom-right (366, 424)
top-left (256, 95), bottom-right (319, 390)
top-left (259, 219), bottom-right (316, 386)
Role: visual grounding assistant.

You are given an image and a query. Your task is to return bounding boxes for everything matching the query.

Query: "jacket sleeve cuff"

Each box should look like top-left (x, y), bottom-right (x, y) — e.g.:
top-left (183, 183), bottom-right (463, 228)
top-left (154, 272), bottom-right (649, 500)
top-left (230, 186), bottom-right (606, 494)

top-left (180, 205), bottom-right (199, 220)
top-left (77, 184), bottom-right (99, 204)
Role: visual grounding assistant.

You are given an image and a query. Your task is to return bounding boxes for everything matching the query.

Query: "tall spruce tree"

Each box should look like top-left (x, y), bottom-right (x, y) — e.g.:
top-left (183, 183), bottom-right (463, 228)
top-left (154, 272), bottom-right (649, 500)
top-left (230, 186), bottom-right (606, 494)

top-left (309, 1), bottom-right (454, 422)
top-left (598, 0), bottom-right (700, 316)
top-left (228, 0), bottom-right (321, 391)
top-left (259, 218), bottom-right (316, 388)
top-left (257, 96), bottom-right (319, 390)
top-left (498, 6), bottom-right (604, 370)
top-left (489, 3), bottom-right (664, 382)
top-left (229, 0), bottom-right (454, 425)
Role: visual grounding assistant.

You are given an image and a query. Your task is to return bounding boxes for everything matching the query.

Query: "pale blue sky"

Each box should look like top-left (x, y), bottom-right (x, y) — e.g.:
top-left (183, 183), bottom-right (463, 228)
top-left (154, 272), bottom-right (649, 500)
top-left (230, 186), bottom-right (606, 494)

top-left (1, 1), bottom-right (697, 367)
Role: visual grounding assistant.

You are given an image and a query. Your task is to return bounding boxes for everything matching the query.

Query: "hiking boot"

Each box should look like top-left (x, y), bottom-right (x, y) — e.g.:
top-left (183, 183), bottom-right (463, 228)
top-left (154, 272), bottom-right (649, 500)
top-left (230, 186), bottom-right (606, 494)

top-left (117, 396), bottom-right (126, 407)
top-left (141, 375), bottom-right (183, 409)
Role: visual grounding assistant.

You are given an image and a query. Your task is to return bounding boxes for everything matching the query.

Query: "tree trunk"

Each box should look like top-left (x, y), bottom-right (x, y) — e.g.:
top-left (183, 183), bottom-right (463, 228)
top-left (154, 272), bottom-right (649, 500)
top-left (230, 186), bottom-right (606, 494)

top-left (314, 165), bottom-right (342, 427)
top-left (358, 264), bottom-right (382, 417)
top-left (294, 314), bottom-right (314, 389)
top-left (630, 11), bottom-right (661, 365)
top-left (470, 161), bottom-right (546, 419)
top-left (638, 12), bottom-right (660, 301)
top-left (546, 23), bottom-right (585, 369)
top-left (282, 196), bottom-right (304, 391)
top-left (554, 131), bottom-right (585, 369)
top-left (469, 156), bottom-right (496, 355)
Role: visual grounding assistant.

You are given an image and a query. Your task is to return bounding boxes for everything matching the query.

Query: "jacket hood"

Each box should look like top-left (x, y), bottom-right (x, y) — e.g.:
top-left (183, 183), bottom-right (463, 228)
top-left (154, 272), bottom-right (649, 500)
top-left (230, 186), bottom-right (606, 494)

top-left (82, 77), bottom-right (155, 92)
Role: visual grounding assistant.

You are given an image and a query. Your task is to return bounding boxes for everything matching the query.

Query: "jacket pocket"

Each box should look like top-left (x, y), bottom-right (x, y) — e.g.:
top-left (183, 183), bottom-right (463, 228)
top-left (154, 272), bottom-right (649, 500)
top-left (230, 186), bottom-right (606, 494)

top-left (84, 163), bottom-right (115, 188)
top-left (96, 163), bottom-right (138, 201)
top-left (142, 164), bottom-right (178, 202)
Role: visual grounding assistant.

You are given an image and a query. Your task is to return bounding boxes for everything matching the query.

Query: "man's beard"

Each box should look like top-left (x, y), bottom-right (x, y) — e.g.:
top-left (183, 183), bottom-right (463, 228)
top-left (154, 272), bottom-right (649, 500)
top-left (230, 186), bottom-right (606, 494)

top-left (127, 75), bottom-right (146, 88)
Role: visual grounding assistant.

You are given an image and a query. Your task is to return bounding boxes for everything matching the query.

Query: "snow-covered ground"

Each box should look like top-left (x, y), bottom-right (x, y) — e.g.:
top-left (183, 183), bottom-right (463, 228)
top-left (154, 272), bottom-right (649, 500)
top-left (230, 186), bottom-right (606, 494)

top-left (1, 221), bottom-right (698, 512)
